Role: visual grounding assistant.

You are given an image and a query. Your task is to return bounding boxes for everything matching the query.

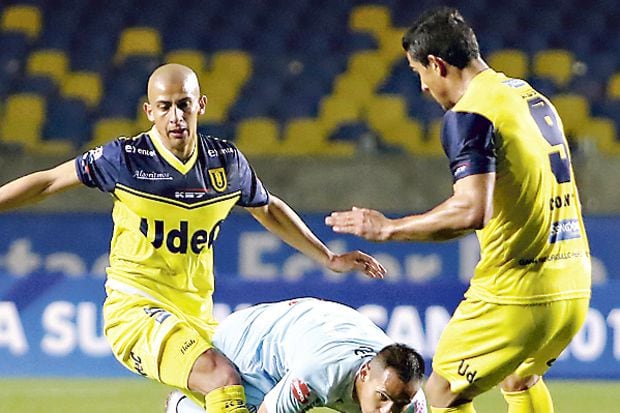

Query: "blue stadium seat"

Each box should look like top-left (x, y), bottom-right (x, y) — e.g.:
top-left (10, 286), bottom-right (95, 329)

top-left (13, 74), bottom-right (56, 96)
top-left (43, 98), bottom-right (91, 147)
top-left (198, 122), bottom-right (235, 141)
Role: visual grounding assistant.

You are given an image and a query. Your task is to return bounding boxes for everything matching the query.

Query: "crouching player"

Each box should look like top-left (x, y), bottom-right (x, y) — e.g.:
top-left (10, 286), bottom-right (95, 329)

top-left (167, 298), bottom-right (427, 413)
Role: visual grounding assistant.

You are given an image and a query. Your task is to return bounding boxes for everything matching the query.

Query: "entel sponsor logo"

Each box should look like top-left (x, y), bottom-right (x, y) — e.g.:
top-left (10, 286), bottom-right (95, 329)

top-left (291, 378), bottom-right (311, 404)
top-left (207, 147), bottom-right (235, 157)
top-left (133, 170), bottom-right (173, 181)
top-left (125, 146), bottom-right (156, 157)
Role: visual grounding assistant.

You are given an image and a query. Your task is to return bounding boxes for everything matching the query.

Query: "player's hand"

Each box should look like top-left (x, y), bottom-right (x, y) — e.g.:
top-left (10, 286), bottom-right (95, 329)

top-left (327, 250), bottom-right (386, 279)
top-left (325, 207), bottom-right (392, 242)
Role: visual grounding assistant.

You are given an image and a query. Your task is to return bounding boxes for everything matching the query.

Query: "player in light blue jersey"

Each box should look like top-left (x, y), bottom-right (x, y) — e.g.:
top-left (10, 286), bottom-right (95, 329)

top-left (167, 298), bottom-right (427, 413)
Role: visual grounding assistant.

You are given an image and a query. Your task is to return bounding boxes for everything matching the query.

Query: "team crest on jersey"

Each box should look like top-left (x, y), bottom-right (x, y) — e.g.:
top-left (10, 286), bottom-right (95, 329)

top-left (208, 167), bottom-right (227, 192)
top-left (291, 378), bottom-right (311, 404)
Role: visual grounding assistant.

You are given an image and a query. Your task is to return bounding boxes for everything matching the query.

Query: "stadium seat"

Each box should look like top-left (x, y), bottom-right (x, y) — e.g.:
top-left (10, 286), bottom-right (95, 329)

top-left (551, 93), bottom-right (590, 141)
top-left (533, 49), bottom-right (575, 88)
top-left (0, 93), bottom-right (74, 154)
top-left (347, 51), bottom-right (391, 88)
top-left (115, 27), bottom-right (162, 64)
top-left (281, 118), bottom-right (355, 156)
top-left (61, 72), bottom-right (103, 108)
top-left (349, 5), bottom-right (392, 35)
top-left (88, 118), bottom-right (138, 148)
top-left (607, 73), bottom-right (620, 100)
top-left (211, 50), bottom-right (253, 84)
top-left (0, 5), bottom-right (42, 39)
top-left (319, 95), bottom-right (362, 131)
top-left (14, 74), bottom-right (56, 96)
top-left (43, 98), bottom-right (90, 148)
top-left (366, 95), bottom-right (409, 134)
top-left (235, 117), bottom-right (282, 156)
top-left (488, 49), bottom-right (529, 79)
top-left (26, 49), bottom-right (69, 85)
top-left (165, 50), bottom-right (207, 73)
top-left (423, 118), bottom-right (447, 157)
top-left (579, 117), bottom-right (619, 155)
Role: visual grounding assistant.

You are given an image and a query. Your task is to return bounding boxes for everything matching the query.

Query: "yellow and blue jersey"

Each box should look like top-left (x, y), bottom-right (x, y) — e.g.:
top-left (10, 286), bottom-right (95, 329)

top-left (75, 127), bottom-right (269, 322)
top-left (441, 69), bottom-right (590, 304)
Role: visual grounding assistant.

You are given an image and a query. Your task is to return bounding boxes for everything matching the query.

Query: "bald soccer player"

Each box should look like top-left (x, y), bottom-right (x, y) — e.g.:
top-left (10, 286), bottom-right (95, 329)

top-left (0, 64), bottom-right (386, 412)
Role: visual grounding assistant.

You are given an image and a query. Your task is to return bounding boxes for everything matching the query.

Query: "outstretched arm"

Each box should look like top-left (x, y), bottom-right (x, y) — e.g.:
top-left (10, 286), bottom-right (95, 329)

top-left (326, 173), bottom-right (495, 242)
top-left (0, 160), bottom-right (81, 212)
top-left (245, 195), bottom-right (386, 279)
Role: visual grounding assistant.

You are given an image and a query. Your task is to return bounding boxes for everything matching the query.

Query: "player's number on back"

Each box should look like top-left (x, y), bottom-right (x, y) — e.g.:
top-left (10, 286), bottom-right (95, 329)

top-left (527, 97), bottom-right (572, 183)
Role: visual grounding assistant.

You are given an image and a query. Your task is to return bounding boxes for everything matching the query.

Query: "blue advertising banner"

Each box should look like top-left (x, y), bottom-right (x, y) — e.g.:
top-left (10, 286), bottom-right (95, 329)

top-left (0, 212), bottom-right (618, 379)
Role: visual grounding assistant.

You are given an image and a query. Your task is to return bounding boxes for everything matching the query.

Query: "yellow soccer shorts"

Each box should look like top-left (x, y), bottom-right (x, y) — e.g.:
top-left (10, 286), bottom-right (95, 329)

top-left (103, 287), bottom-right (216, 391)
top-left (432, 297), bottom-right (589, 399)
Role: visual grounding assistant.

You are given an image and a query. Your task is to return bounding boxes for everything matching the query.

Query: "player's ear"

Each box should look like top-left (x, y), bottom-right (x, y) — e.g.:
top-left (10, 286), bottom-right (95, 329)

top-left (198, 95), bottom-right (207, 115)
top-left (144, 102), bottom-right (154, 122)
top-left (359, 362), bottom-right (371, 382)
top-left (427, 55), bottom-right (448, 77)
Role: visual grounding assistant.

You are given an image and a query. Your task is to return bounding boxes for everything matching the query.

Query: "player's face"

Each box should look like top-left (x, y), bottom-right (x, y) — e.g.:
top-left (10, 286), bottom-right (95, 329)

top-left (407, 52), bottom-right (452, 110)
top-left (357, 365), bottom-right (420, 413)
top-left (145, 78), bottom-right (206, 151)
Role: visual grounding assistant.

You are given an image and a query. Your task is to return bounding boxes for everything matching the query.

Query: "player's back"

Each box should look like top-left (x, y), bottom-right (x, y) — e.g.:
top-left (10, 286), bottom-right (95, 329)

top-left (213, 298), bottom-right (392, 407)
top-left (449, 69), bottom-right (591, 304)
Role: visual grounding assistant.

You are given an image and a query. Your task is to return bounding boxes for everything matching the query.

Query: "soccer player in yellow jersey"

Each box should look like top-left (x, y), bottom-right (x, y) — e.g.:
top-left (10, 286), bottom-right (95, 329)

top-left (326, 7), bottom-right (591, 413)
top-left (0, 63), bottom-right (386, 412)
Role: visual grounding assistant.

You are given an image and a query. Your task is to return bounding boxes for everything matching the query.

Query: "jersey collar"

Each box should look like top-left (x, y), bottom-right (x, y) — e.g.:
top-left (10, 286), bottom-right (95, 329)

top-left (147, 126), bottom-right (198, 175)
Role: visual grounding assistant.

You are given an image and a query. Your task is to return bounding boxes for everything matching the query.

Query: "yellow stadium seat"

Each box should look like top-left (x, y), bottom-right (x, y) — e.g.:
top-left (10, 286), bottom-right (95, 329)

top-left (26, 49), bottom-right (69, 84)
top-left (332, 73), bottom-right (375, 108)
top-left (211, 50), bottom-right (253, 84)
top-left (422, 118), bottom-right (447, 156)
top-left (347, 51), bottom-right (391, 87)
top-left (488, 49), bottom-right (529, 79)
top-left (376, 27), bottom-right (407, 62)
top-left (350, 5), bottom-right (391, 34)
top-left (1, 5), bottom-right (41, 39)
top-left (319, 95), bottom-right (362, 130)
top-left (366, 95), bottom-right (408, 134)
top-left (61, 71), bottom-right (103, 108)
top-left (165, 49), bottom-right (207, 73)
top-left (115, 27), bottom-right (162, 63)
top-left (606, 73), bottom-right (620, 100)
top-left (373, 118), bottom-right (425, 155)
top-left (235, 117), bottom-right (282, 156)
top-left (88, 118), bottom-right (137, 148)
top-left (281, 118), bottom-right (355, 156)
top-left (580, 117), bottom-right (620, 155)
top-left (550, 94), bottom-right (590, 140)
top-left (533, 49), bottom-right (575, 87)
top-left (0, 93), bottom-right (46, 148)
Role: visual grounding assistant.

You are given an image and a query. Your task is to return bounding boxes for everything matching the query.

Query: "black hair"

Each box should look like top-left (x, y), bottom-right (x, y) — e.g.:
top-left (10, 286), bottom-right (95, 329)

top-left (374, 343), bottom-right (425, 383)
top-left (402, 7), bottom-right (480, 69)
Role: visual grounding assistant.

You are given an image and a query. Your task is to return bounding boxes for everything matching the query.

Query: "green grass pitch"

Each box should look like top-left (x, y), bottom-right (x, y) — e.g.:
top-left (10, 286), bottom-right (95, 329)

top-left (0, 378), bottom-right (618, 412)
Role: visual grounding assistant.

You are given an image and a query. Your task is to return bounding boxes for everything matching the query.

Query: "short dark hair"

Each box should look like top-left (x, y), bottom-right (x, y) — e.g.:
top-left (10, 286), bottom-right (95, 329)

top-left (374, 343), bottom-right (425, 383)
top-left (402, 7), bottom-right (480, 69)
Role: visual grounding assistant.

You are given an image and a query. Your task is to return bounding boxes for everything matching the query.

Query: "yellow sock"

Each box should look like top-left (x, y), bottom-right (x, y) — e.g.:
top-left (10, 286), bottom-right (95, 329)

top-left (430, 401), bottom-right (476, 412)
top-left (501, 378), bottom-right (553, 413)
top-left (204, 385), bottom-right (249, 413)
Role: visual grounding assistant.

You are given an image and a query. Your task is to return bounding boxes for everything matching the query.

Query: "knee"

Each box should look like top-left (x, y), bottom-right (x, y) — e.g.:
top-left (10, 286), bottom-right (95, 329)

top-left (500, 374), bottom-right (539, 392)
top-left (188, 349), bottom-right (241, 394)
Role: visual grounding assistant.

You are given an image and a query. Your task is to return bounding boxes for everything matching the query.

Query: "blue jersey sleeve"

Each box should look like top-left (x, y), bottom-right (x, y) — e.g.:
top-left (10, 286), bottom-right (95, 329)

top-left (235, 149), bottom-right (269, 207)
top-left (441, 111), bottom-right (496, 182)
top-left (74, 141), bottom-right (122, 192)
